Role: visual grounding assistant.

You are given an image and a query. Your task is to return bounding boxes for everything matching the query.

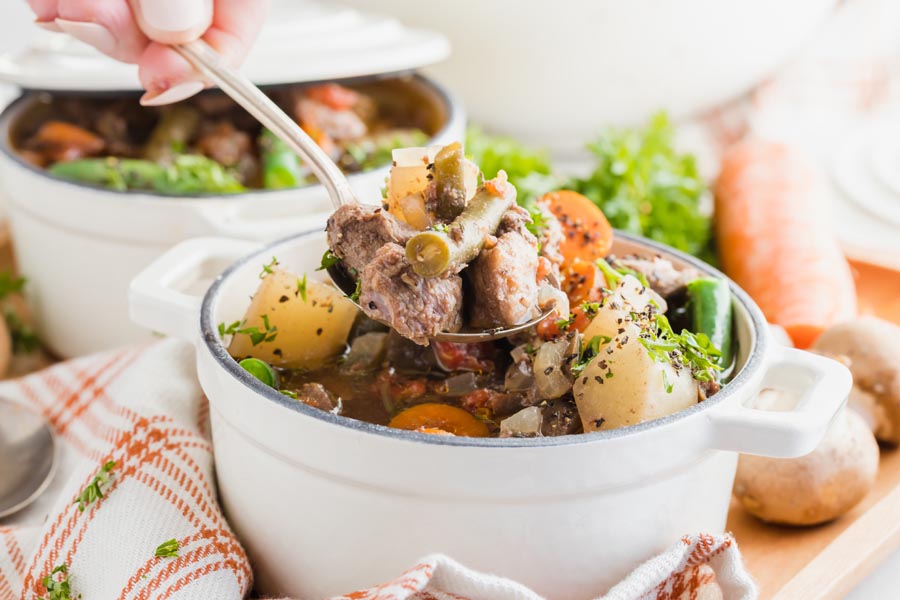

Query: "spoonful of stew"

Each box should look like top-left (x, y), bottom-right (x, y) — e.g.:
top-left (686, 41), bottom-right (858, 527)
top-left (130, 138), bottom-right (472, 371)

top-left (175, 41), bottom-right (561, 345)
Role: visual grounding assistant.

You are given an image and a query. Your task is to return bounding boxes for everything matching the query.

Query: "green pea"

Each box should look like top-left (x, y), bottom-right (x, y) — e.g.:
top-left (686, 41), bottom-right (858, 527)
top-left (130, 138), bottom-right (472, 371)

top-left (239, 358), bottom-right (278, 388)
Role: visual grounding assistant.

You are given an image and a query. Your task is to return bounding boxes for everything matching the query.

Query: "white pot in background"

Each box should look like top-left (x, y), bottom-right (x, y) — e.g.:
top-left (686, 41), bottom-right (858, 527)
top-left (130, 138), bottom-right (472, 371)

top-left (0, 78), bottom-right (462, 359)
top-left (129, 230), bottom-right (850, 600)
top-left (341, 0), bottom-right (837, 155)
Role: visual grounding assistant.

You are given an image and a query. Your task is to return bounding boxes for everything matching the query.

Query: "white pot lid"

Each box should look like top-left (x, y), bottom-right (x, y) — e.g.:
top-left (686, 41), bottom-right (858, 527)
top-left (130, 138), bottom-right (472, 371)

top-left (0, 0), bottom-right (450, 91)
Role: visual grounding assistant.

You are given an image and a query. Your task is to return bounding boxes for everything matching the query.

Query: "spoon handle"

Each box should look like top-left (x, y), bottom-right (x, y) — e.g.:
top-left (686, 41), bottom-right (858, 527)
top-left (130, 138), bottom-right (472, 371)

top-left (174, 39), bottom-right (356, 208)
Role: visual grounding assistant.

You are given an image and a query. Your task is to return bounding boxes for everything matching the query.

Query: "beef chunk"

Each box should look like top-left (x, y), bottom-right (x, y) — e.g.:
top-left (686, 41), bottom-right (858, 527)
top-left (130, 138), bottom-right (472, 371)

top-left (461, 389), bottom-right (526, 417)
top-left (296, 383), bottom-right (338, 413)
top-left (196, 121), bottom-right (252, 167)
top-left (359, 243), bottom-right (463, 345)
top-left (326, 204), bottom-right (417, 273)
top-left (467, 227), bottom-right (540, 329)
top-left (385, 330), bottom-right (438, 373)
top-left (616, 255), bottom-right (700, 298)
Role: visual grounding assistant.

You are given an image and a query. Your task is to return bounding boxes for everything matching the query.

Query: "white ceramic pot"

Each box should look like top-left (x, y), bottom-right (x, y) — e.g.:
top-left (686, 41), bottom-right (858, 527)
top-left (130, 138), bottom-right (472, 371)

top-left (129, 230), bottom-right (850, 599)
top-left (0, 78), bottom-right (463, 358)
top-left (341, 0), bottom-right (837, 154)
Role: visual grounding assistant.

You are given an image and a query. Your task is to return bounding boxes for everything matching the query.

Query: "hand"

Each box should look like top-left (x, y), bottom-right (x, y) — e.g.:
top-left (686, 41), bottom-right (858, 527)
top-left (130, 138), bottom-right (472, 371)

top-left (28, 0), bottom-right (268, 106)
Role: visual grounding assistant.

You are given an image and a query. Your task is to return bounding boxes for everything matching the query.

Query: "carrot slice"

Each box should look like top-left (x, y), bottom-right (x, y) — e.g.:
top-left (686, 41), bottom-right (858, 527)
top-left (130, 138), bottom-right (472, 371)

top-left (561, 259), bottom-right (602, 305)
top-left (539, 191), bottom-right (614, 264)
top-left (389, 403), bottom-right (489, 437)
top-left (715, 141), bottom-right (857, 348)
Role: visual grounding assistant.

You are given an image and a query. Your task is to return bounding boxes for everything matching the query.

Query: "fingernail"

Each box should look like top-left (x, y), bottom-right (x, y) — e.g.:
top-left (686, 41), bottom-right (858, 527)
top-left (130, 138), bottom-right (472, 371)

top-left (35, 19), bottom-right (63, 33)
top-left (55, 19), bottom-right (117, 55)
top-left (139, 0), bottom-right (212, 33)
top-left (140, 80), bottom-right (205, 106)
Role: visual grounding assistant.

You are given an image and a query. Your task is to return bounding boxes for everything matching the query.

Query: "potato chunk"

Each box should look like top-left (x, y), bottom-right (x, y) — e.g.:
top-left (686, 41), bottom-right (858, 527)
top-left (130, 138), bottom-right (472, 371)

top-left (228, 268), bottom-right (358, 370)
top-left (574, 274), bottom-right (698, 431)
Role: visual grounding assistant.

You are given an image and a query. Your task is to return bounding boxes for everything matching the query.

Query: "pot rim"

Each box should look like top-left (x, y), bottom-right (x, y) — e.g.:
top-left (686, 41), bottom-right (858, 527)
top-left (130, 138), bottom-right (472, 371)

top-left (198, 229), bottom-right (770, 448)
top-left (0, 72), bottom-right (458, 202)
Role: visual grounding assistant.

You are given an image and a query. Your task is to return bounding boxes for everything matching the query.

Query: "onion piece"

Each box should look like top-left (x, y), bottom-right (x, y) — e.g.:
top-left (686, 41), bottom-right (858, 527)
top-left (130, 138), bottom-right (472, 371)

top-left (500, 406), bottom-right (543, 438)
top-left (342, 332), bottom-right (388, 371)
top-left (504, 360), bottom-right (535, 392)
top-left (534, 338), bottom-right (574, 399)
top-left (441, 372), bottom-right (479, 396)
top-left (539, 283), bottom-right (569, 320)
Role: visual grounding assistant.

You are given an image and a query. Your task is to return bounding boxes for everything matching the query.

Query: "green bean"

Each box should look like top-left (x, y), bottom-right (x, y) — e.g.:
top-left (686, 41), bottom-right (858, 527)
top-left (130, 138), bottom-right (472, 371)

top-left (686, 277), bottom-right (734, 368)
top-left (259, 128), bottom-right (305, 189)
top-left (432, 142), bottom-right (467, 221)
top-left (48, 157), bottom-right (163, 191)
top-left (405, 179), bottom-right (516, 277)
top-left (239, 357), bottom-right (278, 388)
top-left (144, 106), bottom-right (200, 163)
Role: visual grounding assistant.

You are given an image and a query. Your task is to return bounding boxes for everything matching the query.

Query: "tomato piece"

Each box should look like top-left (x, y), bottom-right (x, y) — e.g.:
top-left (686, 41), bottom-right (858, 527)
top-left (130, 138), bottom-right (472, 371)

top-left (304, 83), bottom-right (360, 110)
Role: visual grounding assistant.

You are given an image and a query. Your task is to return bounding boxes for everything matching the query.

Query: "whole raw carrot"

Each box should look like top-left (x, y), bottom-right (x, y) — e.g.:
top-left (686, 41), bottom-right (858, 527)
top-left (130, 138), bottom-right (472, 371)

top-left (715, 141), bottom-right (857, 348)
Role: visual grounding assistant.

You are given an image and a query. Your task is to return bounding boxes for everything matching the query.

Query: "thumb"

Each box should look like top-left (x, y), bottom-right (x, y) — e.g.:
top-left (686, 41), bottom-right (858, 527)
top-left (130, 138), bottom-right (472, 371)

top-left (129, 0), bottom-right (213, 45)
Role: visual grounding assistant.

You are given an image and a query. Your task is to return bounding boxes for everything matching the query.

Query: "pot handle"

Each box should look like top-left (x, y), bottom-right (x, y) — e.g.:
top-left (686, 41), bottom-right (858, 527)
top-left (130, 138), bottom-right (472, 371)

top-left (129, 237), bottom-right (260, 342)
top-left (707, 346), bottom-right (851, 458)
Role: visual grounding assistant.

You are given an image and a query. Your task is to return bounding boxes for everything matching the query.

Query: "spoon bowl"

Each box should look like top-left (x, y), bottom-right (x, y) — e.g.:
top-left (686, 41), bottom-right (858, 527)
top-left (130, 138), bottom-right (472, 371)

top-left (0, 397), bottom-right (56, 518)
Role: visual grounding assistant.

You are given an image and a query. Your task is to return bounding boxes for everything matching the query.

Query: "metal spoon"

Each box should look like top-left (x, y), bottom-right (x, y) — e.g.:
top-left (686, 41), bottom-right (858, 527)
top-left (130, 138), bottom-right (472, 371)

top-left (0, 398), bottom-right (56, 519)
top-left (174, 40), bottom-right (555, 342)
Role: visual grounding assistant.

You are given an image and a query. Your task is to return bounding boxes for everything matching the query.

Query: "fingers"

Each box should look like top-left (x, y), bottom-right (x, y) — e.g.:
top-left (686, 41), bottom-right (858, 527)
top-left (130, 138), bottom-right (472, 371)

top-left (128, 0), bottom-right (213, 45)
top-left (28, 0), bottom-right (62, 31)
top-left (138, 0), bottom-right (268, 106)
top-left (55, 0), bottom-right (149, 64)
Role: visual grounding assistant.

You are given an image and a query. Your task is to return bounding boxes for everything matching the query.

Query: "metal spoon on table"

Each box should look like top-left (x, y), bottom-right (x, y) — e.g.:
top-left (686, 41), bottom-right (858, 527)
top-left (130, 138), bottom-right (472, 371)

top-left (0, 398), bottom-right (56, 519)
top-left (174, 41), bottom-right (554, 343)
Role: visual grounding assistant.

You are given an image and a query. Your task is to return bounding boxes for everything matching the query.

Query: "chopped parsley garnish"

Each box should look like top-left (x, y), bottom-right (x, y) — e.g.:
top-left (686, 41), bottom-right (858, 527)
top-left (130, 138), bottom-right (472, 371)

top-left (595, 257), bottom-right (649, 289)
top-left (317, 250), bottom-right (341, 272)
top-left (6, 309), bottom-right (41, 354)
top-left (0, 272), bottom-right (26, 299)
top-left (73, 460), bottom-right (116, 512)
top-left (580, 301), bottom-right (601, 317)
top-left (280, 389), bottom-right (299, 400)
top-left (429, 223), bottom-right (450, 233)
top-left (571, 335), bottom-right (612, 376)
top-left (218, 316), bottom-right (278, 346)
top-left (259, 257), bottom-right (279, 278)
top-left (155, 539), bottom-right (180, 558)
top-left (639, 313), bottom-right (722, 384)
top-left (39, 564), bottom-right (78, 600)
top-left (555, 315), bottom-right (574, 330)
top-left (297, 274), bottom-right (308, 302)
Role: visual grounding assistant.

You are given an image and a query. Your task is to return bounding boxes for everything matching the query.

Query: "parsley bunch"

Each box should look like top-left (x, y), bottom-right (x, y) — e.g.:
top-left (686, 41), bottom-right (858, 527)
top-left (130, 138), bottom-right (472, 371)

top-left (570, 113), bottom-right (713, 261)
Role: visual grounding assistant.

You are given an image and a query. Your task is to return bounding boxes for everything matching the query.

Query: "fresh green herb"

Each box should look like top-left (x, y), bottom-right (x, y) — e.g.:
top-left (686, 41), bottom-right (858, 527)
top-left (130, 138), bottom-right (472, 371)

top-left (73, 460), bottom-right (116, 511)
top-left (595, 258), bottom-right (650, 289)
top-left (429, 223), bottom-right (450, 233)
top-left (570, 112), bottom-right (713, 261)
top-left (555, 315), bottom-right (574, 330)
top-left (349, 278), bottom-right (362, 303)
top-left (571, 335), bottom-right (612, 376)
top-left (239, 358), bottom-right (278, 388)
top-left (580, 301), bottom-right (602, 317)
top-left (317, 250), bottom-right (341, 272)
top-left (0, 273), bottom-right (26, 299)
top-left (662, 369), bottom-right (674, 394)
top-left (154, 154), bottom-right (245, 195)
top-left (344, 129), bottom-right (430, 171)
top-left (465, 127), bottom-right (561, 207)
top-left (39, 564), bottom-right (79, 600)
top-left (155, 539), bottom-right (180, 559)
top-left (525, 204), bottom-right (547, 250)
top-left (524, 344), bottom-right (536, 356)
top-left (259, 257), bottom-right (279, 279)
top-left (218, 317), bottom-right (278, 346)
top-left (280, 389), bottom-right (299, 400)
top-left (6, 309), bottom-right (41, 354)
top-left (639, 313), bottom-right (722, 383)
top-left (297, 274), bottom-right (308, 302)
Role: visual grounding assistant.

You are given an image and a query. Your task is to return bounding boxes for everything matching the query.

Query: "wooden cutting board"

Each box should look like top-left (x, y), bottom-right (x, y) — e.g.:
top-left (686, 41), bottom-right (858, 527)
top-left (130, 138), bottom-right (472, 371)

top-left (728, 259), bottom-right (900, 599)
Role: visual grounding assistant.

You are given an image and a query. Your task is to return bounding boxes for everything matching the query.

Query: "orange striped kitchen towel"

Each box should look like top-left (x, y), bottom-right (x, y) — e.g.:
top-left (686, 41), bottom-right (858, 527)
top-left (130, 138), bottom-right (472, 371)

top-left (0, 340), bottom-right (755, 600)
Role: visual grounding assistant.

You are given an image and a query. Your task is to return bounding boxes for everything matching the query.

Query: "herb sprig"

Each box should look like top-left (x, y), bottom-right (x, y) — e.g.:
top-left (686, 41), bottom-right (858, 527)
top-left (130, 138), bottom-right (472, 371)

top-left (218, 315), bottom-right (278, 346)
top-left (639, 313), bottom-right (722, 386)
top-left (155, 539), bottom-right (180, 558)
top-left (39, 564), bottom-right (79, 600)
top-left (73, 460), bottom-right (116, 512)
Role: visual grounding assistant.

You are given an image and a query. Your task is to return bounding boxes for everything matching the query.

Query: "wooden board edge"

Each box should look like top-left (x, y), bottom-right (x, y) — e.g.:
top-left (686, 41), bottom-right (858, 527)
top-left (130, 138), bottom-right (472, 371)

top-left (772, 479), bottom-right (900, 599)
